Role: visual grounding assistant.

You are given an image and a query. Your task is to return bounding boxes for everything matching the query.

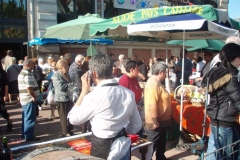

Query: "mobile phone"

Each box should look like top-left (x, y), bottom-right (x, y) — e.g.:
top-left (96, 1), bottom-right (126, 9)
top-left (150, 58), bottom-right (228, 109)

top-left (88, 70), bottom-right (92, 78)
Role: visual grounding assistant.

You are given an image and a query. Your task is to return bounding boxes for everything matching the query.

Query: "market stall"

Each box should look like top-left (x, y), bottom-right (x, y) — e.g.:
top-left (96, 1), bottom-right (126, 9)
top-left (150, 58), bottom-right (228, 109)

top-left (11, 132), bottom-right (153, 160)
top-left (171, 100), bottom-right (210, 137)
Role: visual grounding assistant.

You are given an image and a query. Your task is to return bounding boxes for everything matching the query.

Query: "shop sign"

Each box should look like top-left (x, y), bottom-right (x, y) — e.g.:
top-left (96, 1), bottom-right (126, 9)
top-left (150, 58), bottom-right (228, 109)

top-left (111, 6), bottom-right (205, 24)
top-left (114, 0), bottom-right (170, 10)
top-left (150, 23), bottom-right (176, 29)
top-left (189, 33), bottom-right (212, 37)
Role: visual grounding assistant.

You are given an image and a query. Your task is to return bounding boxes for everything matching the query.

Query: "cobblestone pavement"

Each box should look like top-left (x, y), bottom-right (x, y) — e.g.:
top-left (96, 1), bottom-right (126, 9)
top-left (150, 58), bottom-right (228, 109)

top-left (0, 101), bottom-right (202, 160)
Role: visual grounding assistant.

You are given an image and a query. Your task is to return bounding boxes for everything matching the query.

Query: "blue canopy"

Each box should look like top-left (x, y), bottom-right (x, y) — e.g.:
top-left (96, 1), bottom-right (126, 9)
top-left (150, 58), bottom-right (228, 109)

top-left (29, 38), bottom-right (114, 46)
top-left (137, 13), bottom-right (204, 25)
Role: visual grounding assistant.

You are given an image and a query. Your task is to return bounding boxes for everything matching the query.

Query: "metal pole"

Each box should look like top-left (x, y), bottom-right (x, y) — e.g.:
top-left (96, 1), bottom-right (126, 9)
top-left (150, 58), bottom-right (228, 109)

top-left (74, 0), bottom-right (77, 18)
top-left (101, 0), bottom-right (104, 18)
top-left (95, 0), bottom-right (97, 15)
top-left (165, 39), bottom-right (171, 93)
top-left (180, 30), bottom-right (185, 132)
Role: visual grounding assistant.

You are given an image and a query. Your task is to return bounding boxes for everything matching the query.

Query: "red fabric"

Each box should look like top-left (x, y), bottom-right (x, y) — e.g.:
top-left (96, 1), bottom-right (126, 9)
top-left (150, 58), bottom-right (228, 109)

top-left (171, 101), bottom-right (210, 136)
top-left (119, 74), bottom-right (142, 103)
top-left (68, 139), bottom-right (91, 155)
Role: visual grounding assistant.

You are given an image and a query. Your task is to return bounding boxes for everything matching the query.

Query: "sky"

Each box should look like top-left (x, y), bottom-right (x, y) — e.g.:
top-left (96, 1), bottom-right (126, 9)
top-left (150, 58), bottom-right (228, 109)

top-left (228, 0), bottom-right (240, 19)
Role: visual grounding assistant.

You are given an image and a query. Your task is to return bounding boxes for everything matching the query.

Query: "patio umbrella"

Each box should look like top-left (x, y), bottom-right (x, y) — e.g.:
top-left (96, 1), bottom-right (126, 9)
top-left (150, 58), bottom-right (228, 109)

top-left (43, 13), bottom-right (106, 39)
top-left (127, 14), bottom-right (239, 39)
top-left (187, 46), bottom-right (222, 52)
top-left (167, 39), bottom-right (225, 52)
top-left (90, 5), bottom-right (240, 37)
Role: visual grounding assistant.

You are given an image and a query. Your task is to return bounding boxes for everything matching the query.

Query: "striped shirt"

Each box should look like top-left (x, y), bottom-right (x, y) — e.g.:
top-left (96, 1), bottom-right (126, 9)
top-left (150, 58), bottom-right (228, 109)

top-left (18, 69), bottom-right (40, 105)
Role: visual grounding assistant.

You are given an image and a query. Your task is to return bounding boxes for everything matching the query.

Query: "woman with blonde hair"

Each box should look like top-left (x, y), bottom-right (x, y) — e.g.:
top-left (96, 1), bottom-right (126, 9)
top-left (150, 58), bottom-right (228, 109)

top-left (53, 60), bottom-right (74, 137)
top-left (46, 60), bottom-right (58, 120)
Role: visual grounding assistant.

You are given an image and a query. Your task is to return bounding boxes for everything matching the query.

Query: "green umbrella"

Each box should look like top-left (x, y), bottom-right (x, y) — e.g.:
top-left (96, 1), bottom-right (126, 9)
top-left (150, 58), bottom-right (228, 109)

top-left (167, 39), bottom-right (224, 52)
top-left (43, 13), bottom-right (106, 39)
top-left (87, 45), bottom-right (97, 56)
top-left (89, 5), bottom-right (240, 37)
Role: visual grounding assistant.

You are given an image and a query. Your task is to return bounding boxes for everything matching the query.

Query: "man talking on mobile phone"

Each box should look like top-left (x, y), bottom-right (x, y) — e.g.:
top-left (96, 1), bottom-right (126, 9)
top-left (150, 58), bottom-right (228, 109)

top-left (68, 53), bottom-right (142, 160)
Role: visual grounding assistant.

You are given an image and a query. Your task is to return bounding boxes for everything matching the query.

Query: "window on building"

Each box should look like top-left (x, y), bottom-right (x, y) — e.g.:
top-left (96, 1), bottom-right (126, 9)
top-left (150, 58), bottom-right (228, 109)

top-left (76, 0), bottom-right (94, 15)
top-left (3, 25), bottom-right (25, 38)
top-left (104, 0), bottom-right (116, 18)
top-left (57, 0), bottom-right (95, 15)
top-left (203, 0), bottom-right (217, 7)
top-left (104, 0), bottom-right (134, 18)
top-left (2, 0), bottom-right (27, 19)
top-left (57, 0), bottom-right (95, 23)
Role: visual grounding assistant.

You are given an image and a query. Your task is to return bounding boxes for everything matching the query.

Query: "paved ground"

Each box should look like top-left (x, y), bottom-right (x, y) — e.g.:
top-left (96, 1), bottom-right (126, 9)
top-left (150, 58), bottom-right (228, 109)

top-left (0, 100), bottom-right (203, 160)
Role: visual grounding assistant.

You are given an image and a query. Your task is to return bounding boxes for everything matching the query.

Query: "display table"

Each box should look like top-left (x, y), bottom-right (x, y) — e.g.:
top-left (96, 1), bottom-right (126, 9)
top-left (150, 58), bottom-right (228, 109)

top-left (171, 101), bottom-right (210, 136)
top-left (12, 132), bottom-right (153, 160)
top-left (131, 140), bottom-right (153, 160)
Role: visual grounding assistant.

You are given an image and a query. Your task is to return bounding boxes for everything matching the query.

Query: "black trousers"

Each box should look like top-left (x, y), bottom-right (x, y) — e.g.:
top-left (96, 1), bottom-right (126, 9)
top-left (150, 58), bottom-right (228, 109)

top-left (57, 101), bottom-right (73, 135)
top-left (0, 102), bottom-right (9, 120)
top-left (147, 127), bottom-right (167, 160)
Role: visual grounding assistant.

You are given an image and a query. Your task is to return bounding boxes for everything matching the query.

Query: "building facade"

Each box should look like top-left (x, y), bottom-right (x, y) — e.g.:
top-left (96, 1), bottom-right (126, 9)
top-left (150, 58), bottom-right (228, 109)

top-left (0, 0), bottom-right (28, 60)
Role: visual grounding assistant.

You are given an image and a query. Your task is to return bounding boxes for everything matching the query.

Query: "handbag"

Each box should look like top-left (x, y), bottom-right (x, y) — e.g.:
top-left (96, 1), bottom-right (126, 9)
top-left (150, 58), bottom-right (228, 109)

top-left (47, 89), bottom-right (55, 105)
top-left (37, 93), bottom-right (43, 103)
top-left (67, 83), bottom-right (80, 103)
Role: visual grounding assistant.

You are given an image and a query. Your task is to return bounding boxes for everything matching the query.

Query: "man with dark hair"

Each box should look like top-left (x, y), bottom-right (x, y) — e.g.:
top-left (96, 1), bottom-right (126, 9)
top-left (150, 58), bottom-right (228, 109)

top-left (131, 55), bottom-right (147, 82)
top-left (109, 53), bottom-right (116, 64)
top-left (201, 51), bottom-right (214, 77)
top-left (130, 55), bottom-right (138, 62)
top-left (138, 59), bottom-right (148, 82)
top-left (174, 49), bottom-right (192, 87)
top-left (1, 50), bottom-right (13, 70)
top-left (68, 53), bottom-right (142, 160)
top-left (18, 59), bottom-right (40, 141)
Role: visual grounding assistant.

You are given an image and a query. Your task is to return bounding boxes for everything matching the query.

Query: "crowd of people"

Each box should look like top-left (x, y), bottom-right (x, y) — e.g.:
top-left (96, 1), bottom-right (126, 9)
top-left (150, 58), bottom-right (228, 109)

top-left (0, 36), bottom-right (240, 159)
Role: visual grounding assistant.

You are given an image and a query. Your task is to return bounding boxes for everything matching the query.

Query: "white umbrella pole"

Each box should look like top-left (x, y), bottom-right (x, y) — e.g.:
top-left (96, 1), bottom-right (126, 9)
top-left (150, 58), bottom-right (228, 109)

top-left (165, 39), bottom-right (168, 64)
top-left (165, 39), bottom-right (171, 93)
top-left (180, 30), bottom-right (186, 132)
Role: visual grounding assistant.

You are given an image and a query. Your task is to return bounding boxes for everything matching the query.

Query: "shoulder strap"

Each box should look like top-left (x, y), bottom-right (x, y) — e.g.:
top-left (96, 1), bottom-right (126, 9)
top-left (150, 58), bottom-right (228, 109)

top-left (12, 65), bottom-right (20, 73)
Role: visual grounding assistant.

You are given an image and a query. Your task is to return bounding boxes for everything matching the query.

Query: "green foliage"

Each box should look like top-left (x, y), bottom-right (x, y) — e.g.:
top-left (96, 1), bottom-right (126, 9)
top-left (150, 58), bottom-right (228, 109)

top-left (4, 27), bottom-right (25, 38)
top-left (3, 0), bottom-right (26, 19)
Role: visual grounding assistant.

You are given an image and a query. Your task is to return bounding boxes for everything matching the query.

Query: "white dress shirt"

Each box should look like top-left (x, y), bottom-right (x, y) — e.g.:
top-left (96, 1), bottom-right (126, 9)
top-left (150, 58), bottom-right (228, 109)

top-left (202, 60), bottom-right (212, 78)
top-left (68, 79), bottom-right (142, 160)
top-left (196, 61), bottom-right (205, 72)
top-left (210, 54), bottom-right (221, 69)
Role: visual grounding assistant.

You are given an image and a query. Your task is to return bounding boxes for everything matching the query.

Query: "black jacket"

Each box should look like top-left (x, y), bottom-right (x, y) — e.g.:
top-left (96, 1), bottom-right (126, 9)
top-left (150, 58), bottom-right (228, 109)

top-left (74, 68), bottom-right (84, 92)
top-left (32, 66), bottom-right (44, 91)
top-left (0, 69), bottom-right (8, 98)
top-left (201, 63), bottom-right (240, 127)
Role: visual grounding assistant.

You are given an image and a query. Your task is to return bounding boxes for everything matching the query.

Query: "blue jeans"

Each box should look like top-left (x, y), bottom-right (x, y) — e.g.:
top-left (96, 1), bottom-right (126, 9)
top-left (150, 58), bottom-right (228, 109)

top-left (206, 124), bottom-right (240, 160)
top-left (22, 102), bottom-right (37, 140)
top-left (146, 127), bottom-right (167, 160)
top-left (119, 148), bottom-right (130, 160)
